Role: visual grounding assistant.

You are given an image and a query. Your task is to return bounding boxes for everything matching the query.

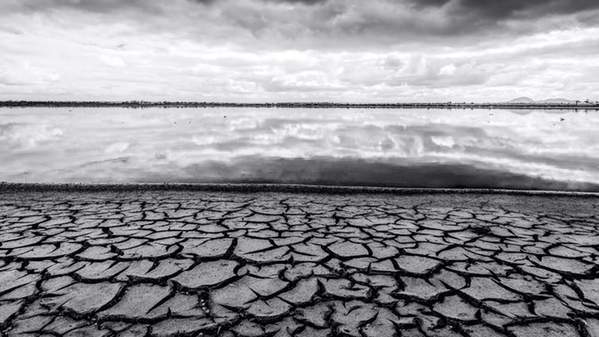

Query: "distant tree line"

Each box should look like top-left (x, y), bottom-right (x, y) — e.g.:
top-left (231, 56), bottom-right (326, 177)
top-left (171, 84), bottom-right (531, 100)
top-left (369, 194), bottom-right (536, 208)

top-left (1, 100), bottom-right (598, 110)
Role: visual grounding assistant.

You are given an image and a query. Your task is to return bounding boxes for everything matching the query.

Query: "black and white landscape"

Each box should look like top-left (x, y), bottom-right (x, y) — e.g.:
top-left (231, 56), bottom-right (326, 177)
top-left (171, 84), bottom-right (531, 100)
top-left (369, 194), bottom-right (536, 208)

top-left (1, 0), bottom-right (599, 102)
top-left (1, 1), bottom-right (599, 337)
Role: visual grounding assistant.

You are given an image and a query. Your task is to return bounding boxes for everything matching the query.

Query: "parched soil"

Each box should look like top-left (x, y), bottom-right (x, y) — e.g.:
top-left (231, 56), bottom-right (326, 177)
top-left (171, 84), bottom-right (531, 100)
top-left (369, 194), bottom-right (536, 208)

top-left (0, 191), bottom-right (598, 337)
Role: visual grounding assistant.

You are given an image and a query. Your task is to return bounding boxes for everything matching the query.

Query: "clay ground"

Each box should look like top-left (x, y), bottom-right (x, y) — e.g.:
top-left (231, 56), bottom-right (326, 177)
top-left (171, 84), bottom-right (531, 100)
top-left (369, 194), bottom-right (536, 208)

top-left (0, 191), bottom-right (598, 337)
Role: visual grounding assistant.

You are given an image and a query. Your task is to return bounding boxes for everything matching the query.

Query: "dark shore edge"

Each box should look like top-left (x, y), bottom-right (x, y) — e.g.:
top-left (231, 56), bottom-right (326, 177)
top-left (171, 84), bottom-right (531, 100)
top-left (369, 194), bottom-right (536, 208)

top-left (1, 101), bottom-right (599, 110)
top-left (1, 183), bottom-right (599, 198)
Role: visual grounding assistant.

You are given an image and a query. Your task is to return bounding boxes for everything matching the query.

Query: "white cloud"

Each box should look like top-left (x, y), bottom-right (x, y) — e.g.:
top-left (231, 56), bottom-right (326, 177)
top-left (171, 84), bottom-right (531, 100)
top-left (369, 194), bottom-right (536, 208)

top-left (439, 64), bottom-right (456, 76)
top-left (0, 123), bottom-right (63, 149)
top-left (431, 136), bottom-right (455, 148)
top-left (99, 55), bottom-right (126, 68)
top-left (104, 142), bottom-right (130, 154)
top-left (0, 0), bottom-right (597, 101)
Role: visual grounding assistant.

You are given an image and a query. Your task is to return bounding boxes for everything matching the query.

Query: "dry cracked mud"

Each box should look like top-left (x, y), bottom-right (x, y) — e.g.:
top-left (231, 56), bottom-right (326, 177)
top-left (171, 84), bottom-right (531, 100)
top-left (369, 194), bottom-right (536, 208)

top-left (0, 191), bottom-right (598, 337)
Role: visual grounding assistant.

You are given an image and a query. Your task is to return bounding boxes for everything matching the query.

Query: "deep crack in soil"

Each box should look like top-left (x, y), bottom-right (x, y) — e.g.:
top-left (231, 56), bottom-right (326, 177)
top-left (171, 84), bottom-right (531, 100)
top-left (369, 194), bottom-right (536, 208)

top-left (0, 191), bottom-right (598, 337)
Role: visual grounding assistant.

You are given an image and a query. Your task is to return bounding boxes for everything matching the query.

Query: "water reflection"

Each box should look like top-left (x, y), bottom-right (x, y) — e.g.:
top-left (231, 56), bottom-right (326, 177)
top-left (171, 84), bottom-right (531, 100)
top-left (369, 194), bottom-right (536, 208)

top-left (1, 107), bottom-right (598, 190)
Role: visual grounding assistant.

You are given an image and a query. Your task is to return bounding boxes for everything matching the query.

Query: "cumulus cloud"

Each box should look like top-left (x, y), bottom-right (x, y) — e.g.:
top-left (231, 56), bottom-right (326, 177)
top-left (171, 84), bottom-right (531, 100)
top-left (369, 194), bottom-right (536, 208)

top-left (5, 0), bottom-right (599, 44)
top-left (2, 107), bottom-right (599, 187)
top-left (8, 0), bottom-right (161, 14)
top-left (0, 123), bottom-right (63, 149)
top-left (423, 0), bottom-right (599, 19)
top-left (105, 142), bottom-right (130, 154)
top-left (0, 0), bottom-right (598, 101)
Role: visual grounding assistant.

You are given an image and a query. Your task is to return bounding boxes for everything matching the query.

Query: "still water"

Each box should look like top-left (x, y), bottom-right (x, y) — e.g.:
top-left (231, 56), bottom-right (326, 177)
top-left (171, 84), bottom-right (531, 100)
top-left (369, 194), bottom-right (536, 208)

top-left (1, 107), bottom-right (598, 190)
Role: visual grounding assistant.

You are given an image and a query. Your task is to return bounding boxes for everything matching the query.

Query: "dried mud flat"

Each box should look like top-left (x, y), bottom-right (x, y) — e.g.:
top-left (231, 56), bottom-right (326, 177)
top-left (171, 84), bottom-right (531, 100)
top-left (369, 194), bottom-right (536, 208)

top-left (0, 190), bottom-right (598, 337)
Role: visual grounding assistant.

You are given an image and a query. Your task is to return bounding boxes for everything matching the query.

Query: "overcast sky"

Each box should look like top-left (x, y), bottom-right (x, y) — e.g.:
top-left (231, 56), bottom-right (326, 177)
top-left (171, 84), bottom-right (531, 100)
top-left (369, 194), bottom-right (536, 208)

top-left (1, 0), bottom-right (599, 102)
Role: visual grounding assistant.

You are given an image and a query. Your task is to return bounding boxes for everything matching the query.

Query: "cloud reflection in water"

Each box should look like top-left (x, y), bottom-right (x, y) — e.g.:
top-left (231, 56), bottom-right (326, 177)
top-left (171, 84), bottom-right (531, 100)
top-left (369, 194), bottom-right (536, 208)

top-left (1, 107), bottom-right (598, 191)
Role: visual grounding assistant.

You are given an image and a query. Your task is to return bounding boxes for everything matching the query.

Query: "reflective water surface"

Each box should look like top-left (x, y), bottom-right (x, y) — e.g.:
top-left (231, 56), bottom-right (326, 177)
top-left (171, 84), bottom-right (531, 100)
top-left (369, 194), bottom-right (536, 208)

top-left (1, 107), bottom-right (598, 190)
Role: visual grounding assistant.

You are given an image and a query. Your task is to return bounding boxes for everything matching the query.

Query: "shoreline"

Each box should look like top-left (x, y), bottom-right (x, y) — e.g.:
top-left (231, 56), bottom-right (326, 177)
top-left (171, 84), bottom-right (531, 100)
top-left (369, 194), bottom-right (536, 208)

top-left (2, 182), bottom-right (599, 197)
top-left (1, 101), bottom-right (599, 110)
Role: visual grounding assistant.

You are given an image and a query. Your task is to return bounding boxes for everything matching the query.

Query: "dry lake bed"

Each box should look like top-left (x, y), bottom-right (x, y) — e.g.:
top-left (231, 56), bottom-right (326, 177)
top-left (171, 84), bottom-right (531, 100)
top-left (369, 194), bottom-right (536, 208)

top-left (0, 190), bottom-right (598, 337)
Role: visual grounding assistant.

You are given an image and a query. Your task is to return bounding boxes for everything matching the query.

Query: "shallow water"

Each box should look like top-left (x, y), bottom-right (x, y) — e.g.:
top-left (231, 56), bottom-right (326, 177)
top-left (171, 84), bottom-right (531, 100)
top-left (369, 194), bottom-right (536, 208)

top-left (1, 107), bottom-right (598, 190)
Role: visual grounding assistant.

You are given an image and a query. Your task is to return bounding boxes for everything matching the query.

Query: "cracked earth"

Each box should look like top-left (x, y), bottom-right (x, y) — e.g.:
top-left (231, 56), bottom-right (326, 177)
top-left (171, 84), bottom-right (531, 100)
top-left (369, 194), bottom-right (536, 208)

top-left (0, 191), bottom-right (598, 337)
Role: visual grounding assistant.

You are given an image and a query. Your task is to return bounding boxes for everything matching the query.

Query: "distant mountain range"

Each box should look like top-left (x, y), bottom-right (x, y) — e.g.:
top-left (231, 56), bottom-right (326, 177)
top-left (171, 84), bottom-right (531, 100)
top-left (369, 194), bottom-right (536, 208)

top-left (507, 97), bottom-right (578, 104)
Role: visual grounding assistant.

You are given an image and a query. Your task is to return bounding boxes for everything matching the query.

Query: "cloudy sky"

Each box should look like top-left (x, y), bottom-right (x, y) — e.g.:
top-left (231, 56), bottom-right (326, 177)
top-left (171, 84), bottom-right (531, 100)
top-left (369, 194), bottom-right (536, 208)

top-left (1, 0), bottom-right (599, 102)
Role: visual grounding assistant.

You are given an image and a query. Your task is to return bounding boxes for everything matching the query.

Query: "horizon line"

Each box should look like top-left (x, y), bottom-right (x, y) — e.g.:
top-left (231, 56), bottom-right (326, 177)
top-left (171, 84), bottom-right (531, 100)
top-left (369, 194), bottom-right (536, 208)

top-left (2, 100), bottom-right (599, 110)
top-left (2, 182), bottom-right (599, 197)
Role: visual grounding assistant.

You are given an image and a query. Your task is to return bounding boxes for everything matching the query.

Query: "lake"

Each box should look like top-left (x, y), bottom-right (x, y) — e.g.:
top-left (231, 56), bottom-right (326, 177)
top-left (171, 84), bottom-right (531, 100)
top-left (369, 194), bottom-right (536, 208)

top-left (1, 107), bottom-right (598, 191)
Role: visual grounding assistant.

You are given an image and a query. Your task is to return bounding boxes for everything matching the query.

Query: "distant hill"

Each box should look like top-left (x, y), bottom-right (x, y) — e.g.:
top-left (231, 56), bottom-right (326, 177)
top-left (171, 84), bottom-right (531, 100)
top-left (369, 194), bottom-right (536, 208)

top-left (507, 97), bottom-right (577, 104)
top-left (508, 97), bottom-right (535, 104)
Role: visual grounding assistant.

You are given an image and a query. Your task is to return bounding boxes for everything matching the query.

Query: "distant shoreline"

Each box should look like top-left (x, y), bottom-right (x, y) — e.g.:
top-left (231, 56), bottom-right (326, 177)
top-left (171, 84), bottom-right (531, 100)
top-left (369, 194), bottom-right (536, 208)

top-left (1, 101), bottom-right (599, 110)
top-left (2, 182), bottom-right (599, 197)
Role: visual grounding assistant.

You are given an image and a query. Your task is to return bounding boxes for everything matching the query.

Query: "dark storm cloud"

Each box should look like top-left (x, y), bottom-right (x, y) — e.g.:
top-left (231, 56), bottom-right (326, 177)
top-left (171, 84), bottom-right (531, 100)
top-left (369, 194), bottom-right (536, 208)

top-left (6, 0), bottom-right (599, 41)
top-left (193, 0), bottom-right (328, 4)
top-left (261, 0), bottom-right (327, 4)
top-left (14, 0), bottom-right (162, 14)
top-left (406, 0), bottom-right (599, 29)
top-left (13, 0), bottom-right (599, 20)
top-left (17, 0), bottom-right (325, 12)
top-left (441, 0), bottom-right (598, 18)
top-left (2, 0), bottom-right (598, 101)
top-left (382, 0), bottom-right (599, 37)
